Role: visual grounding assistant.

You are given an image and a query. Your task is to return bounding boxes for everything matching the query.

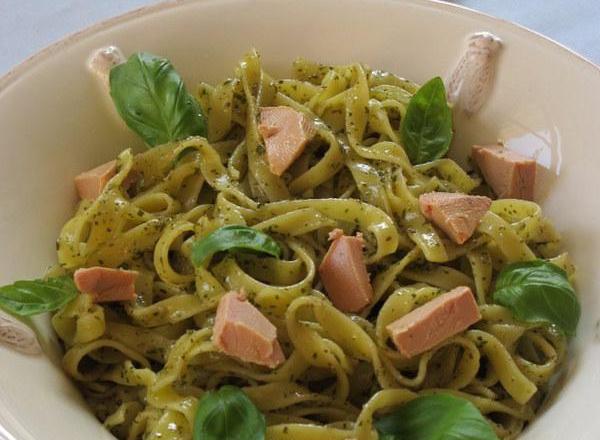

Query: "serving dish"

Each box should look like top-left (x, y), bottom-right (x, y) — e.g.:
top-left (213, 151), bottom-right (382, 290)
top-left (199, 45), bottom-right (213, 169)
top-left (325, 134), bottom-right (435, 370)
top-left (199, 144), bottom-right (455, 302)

top-left (0, 0), bottom-right (599, 438)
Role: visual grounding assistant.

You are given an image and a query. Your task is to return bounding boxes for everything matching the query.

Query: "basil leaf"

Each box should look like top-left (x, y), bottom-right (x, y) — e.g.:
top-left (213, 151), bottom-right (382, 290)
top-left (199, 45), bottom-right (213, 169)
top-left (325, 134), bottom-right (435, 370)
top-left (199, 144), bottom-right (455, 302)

top-left (375, 393), bottom-right (498, 440)
top-left (400, 76), bottom-right (453, 164)
top-left (493, 260), bottom-right (580, 337)
top-left (191, 225), bottom-right (282, 266)
top-left (193, 385), bottom-right (265, 440)
top-left (0, 276), bottom-right (78, 317)
top-left (109, 52), bottom-right (207, 147)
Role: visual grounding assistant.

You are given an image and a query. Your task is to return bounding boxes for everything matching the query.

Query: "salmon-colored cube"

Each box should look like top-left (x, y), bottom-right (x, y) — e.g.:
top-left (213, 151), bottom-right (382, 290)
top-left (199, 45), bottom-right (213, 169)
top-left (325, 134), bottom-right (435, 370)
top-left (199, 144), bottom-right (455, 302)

top-left (213, 291), bottom-right (285, 368)
top-left (318, 229), bottom-right (373, 313)
top-left (419, 192), bottom-right (491, 244)
top-left (74, 266), bottom-right (138, 303)
top-left (74, 160), bottom-right (117, 200)
top-left (386, 286), bottom-right (481, 358)
top-left (472, 144), bottom-right (536, 200)
top-left (258, 106), bottom-right (316, 176)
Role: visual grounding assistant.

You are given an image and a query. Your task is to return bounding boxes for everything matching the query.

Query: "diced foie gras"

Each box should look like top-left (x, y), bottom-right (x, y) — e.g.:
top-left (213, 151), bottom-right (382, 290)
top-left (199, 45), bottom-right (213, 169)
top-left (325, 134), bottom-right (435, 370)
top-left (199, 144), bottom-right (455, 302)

top-left (74, 160), bottom-right (117, 200)
top-left (386, 286), bottom-right (481, 358)
top-left (419, 192), bottom-right (492, 244)
top-left (258, 106), bottom-right (316, 176)
top-left (472, 144), bottom-right (536, 200)
top-left (74, 267), bottom-right (138, 303)
top-left (318, 228), bottom-right (374, 313)
top-left (213, 291), bottom-right (285, 368)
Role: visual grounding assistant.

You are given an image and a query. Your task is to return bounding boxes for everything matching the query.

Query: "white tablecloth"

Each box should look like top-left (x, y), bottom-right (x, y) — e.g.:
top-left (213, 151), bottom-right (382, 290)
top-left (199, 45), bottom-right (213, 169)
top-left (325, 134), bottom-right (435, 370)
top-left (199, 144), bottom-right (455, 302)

top-left (0, 0), bottom-right (599, 75)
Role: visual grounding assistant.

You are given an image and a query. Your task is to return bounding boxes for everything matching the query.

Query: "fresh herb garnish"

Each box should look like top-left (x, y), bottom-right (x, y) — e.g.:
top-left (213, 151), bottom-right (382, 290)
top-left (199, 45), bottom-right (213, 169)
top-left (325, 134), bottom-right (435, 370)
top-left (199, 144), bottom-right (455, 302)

top-left (0, 276), bottom-right (78, 316)
top-left (400, 76), bottom-right (453, 164)
top-left (493, 260), bottom-right (580, 336)
top-left (191, 225), bottom-right (281, 266)
top-left (109, 52), bottom-right (207, 147)
top-left (375, 393), bottom-right (498, 440)
top-left (193, 385), bottom-right (265, 440)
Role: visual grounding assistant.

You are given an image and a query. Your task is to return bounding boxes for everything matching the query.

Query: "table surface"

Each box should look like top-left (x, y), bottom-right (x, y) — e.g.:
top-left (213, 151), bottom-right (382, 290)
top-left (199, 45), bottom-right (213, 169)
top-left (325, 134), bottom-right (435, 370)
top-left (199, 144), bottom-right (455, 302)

top-left (0, 0), bottom-right (599, 76)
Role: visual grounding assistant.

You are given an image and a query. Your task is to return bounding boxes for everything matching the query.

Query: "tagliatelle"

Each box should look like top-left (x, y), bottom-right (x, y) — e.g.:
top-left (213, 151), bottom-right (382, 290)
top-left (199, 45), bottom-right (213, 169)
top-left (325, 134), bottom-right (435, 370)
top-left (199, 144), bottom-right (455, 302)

top-left (52, 50), bottom-right (570, 440)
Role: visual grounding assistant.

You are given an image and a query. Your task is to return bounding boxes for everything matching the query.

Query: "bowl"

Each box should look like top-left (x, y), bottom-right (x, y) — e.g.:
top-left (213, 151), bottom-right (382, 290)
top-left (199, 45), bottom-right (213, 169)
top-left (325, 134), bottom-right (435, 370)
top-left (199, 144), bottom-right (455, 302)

top-left (0, 0), bottom-right (599, 438)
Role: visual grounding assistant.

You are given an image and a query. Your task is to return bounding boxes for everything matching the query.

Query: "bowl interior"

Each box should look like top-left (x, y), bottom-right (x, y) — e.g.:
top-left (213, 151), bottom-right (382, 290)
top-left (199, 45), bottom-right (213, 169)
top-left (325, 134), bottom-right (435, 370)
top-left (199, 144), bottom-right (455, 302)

top-left (0, 0), bottom-right (599, 438)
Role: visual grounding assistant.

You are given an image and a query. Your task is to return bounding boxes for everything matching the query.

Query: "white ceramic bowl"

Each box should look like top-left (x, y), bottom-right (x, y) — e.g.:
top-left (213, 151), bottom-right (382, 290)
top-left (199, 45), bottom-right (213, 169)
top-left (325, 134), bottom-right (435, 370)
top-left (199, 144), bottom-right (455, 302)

top-left (1, 0), bottom-right (599, 438)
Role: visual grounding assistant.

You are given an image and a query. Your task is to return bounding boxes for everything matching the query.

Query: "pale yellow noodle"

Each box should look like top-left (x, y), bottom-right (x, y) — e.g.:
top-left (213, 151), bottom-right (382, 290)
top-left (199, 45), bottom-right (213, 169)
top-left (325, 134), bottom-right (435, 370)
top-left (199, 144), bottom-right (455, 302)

top-left (53, 52), bottom-right (570, 439)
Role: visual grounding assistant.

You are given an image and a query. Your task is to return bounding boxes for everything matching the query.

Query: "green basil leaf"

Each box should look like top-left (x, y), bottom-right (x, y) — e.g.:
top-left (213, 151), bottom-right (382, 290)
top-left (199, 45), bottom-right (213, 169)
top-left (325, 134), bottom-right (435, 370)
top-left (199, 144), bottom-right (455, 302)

top-left (400, 76), bottom-right (453, 164)
top-left (493, 260), bottom-right (580, 336)
top-left (109, 52), bottom-right (207, 147)
top-left (191, 225), bottom-right (282, 266)
top-left (0, 276), bottom-right (78, 317)
top-left (193, 385), bottom-right (265, 440)
top-left (375, 393), bottom-right (498, 440)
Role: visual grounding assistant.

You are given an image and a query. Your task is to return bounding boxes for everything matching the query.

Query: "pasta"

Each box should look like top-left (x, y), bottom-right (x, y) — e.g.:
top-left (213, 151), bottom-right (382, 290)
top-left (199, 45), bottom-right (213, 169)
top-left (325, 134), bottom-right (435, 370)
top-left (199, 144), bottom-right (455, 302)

top-left (51, 50), bottom-right (573, 440)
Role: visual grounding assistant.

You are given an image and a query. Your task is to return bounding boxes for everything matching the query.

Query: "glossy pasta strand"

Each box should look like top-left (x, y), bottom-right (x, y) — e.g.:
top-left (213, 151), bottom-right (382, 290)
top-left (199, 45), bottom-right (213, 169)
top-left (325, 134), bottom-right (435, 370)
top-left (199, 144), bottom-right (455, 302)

top-left (52, 54), bottom-right (569, 440)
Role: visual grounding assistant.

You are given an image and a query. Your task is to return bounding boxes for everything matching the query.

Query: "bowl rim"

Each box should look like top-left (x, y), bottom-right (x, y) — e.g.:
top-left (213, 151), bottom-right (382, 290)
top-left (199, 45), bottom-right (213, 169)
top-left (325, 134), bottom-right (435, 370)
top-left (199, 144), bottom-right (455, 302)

top-left (0, 0), bottom-right (599, 96)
